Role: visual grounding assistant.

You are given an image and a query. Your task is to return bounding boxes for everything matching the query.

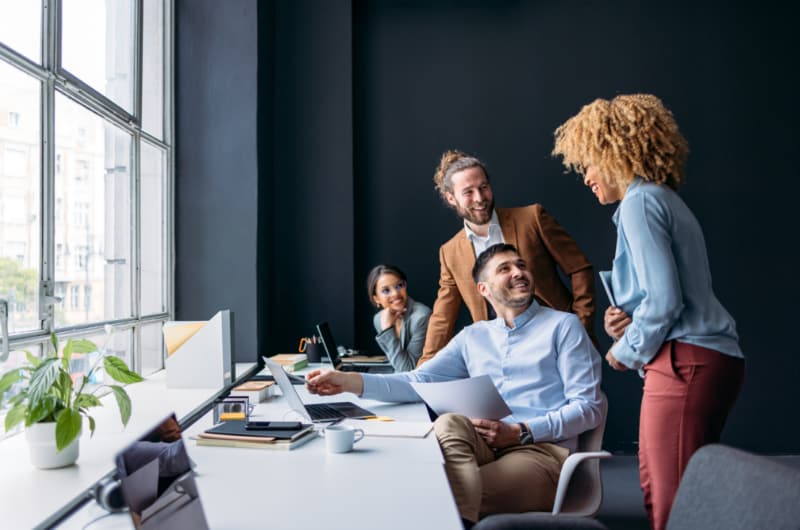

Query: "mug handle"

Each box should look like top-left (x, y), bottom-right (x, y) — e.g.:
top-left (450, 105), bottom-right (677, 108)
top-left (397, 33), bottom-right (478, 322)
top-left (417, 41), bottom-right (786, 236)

top-left (353, 428), bottom-right (365, 444)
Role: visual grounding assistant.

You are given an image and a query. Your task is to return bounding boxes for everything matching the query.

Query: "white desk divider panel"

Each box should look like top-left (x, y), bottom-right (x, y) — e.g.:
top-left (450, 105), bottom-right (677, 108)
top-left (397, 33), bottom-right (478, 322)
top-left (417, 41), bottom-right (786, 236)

top-left (164, 310), bottom-right (233, 389)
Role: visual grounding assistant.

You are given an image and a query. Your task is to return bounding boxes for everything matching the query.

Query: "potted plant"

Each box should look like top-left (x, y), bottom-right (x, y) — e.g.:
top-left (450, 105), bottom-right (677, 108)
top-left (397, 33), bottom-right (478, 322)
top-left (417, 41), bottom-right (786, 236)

top-left (0, 332), bottom-right (143, 468)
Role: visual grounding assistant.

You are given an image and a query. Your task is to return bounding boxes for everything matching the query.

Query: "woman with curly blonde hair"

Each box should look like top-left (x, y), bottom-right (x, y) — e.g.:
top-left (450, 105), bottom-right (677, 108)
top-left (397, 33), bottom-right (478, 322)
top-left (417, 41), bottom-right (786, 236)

top-left (553, 94), bottom-right (745, 530)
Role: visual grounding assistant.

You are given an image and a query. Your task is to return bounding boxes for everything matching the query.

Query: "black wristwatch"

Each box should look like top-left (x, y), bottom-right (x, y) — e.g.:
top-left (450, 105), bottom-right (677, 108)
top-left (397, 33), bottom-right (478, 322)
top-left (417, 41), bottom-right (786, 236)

top-left (518, 422), bottom-right (534, 445)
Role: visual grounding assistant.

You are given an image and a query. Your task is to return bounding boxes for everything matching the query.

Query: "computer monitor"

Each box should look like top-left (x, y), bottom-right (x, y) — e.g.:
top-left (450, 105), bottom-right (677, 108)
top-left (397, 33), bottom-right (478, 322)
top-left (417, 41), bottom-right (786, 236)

top-left (115, 413), bottom-right (209, 529)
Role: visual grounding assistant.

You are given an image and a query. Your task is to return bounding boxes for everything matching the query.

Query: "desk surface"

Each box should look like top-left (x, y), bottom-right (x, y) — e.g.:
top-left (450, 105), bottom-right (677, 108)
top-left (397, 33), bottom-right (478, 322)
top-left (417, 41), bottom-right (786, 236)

top-left (42, 365), bottom-right (461, 530)
top-left (0, 369), bottom-right (231, 530)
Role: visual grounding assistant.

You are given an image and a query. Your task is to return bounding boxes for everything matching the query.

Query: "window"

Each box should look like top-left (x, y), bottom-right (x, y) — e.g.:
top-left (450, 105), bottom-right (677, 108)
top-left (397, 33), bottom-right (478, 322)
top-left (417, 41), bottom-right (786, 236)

top-left (0, 1), bottom-right (174, 415)
top-left (75, 159), bottom-right (89, 181)
top-left (70, 285), bottom-right (79, 309)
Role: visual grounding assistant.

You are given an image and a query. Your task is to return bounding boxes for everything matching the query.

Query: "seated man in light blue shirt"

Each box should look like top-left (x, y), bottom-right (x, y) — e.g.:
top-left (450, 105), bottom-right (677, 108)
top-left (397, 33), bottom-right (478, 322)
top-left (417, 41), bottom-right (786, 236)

top-left (306, 243), bottom-right (602, 526)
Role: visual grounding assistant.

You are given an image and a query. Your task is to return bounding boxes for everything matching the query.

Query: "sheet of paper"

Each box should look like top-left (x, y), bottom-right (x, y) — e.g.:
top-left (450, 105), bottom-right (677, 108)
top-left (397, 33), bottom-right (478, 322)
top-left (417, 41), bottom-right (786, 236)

top-left (342, 419), bottom-right (433, 438)
top-left (162, 321), bottom-right (206, 356)
top-left (410, 375), bottom-right (512, 420)
top-left (598, 270), bottom-right (617, 306)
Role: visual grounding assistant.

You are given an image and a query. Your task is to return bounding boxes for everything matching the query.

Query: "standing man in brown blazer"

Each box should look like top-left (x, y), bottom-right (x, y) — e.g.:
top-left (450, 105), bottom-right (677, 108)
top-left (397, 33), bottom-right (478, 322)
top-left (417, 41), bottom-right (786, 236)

top-left (418, 150), bottom-right (597, 367)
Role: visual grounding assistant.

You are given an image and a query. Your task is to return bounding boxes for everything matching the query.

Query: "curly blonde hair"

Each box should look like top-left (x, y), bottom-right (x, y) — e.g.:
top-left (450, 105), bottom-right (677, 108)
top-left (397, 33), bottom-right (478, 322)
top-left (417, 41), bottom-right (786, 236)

top-left (552, 94), bottom-right (689, 191)
top-left (433, 150), bottom-right (489, 201)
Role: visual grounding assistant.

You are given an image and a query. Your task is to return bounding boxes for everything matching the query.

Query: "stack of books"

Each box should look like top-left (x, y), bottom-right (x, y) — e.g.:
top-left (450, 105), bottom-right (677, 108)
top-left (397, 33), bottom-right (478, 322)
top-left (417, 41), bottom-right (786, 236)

top-left (229, 380), bottom-right (274, 404)
top-left (196, 421), bottom-right (316, 451)
top-left (270, 353), bottom-right (308, 372)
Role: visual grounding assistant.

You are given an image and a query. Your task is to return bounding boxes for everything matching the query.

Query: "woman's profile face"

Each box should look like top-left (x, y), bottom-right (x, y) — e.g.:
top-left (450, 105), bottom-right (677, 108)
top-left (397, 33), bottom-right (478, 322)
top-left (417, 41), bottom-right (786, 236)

top-left (373, 273), bottom-right (408, 312)
top-left (583, 165), bottom-right (624, 205)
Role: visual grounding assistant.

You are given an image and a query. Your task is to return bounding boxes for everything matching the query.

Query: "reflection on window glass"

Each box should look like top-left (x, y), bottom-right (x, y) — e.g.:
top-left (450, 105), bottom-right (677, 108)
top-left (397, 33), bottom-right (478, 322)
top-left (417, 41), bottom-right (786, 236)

top-left (142, 0), bottom-right (165, 138)
top-left (66, 328), bottom-right (133, 384)
top-left (55, 93), bottom-right (132, 327)
top-left (61, 0), bottom-right (134, 112)
top-left (140, 322), bottom-right (164, 376)
top-left (141, 142), bottom-right (165, 315)
top-left (0, 60), bottom-right (41, 333)
top-left (0, 2), bottom-right (42, 62)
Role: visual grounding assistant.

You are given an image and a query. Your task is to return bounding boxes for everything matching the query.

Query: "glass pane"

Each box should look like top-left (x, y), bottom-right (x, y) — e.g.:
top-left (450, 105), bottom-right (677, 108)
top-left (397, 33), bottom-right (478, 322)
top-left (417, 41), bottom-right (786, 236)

top-left (0, 1), bottom-right (41, 63)
top-left (140, 321), bottom-right (163, 376)
top-left (140, 141), bottom-right (165, 315)
top-left (66, 327), bottom-right (133, 384)
top-left (61, 0), bottom-right (134, 112)
top-left (0, 60), bottom-right (41, 333)
top-left (54, 93), bottom-right (132, 327)
top-left (142, 0), bottom-right (164, 138)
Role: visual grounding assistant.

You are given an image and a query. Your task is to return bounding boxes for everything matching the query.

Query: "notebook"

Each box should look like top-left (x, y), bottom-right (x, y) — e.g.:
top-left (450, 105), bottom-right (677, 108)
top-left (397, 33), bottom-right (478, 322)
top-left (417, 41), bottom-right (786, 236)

top-left (263, 357), bottom-right (377, 422)
top-left (315, 322), bottom-right (394, 373)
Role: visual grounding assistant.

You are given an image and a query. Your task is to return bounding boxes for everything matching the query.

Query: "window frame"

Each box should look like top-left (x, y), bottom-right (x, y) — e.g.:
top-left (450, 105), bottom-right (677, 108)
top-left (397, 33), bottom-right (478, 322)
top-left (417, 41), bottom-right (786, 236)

top-left (0, 0), bottom-right (174, 372)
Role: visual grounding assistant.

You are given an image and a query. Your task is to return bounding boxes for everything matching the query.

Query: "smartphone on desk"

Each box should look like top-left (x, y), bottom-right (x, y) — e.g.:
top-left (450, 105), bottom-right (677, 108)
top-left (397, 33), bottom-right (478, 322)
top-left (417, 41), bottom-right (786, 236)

top-left (245, 421), bottom-right (304, 431)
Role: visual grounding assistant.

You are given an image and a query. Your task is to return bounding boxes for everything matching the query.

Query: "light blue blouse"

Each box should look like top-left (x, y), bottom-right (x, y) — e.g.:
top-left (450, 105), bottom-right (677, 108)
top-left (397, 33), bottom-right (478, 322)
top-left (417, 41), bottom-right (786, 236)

top-left (607, 178), bottom-right (743, 370)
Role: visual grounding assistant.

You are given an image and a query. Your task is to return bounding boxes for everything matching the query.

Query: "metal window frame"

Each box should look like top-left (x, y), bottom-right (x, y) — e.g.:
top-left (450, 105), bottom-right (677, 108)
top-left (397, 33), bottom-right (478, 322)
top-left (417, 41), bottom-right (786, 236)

top-left (0, 0), bottom-right (174, 372)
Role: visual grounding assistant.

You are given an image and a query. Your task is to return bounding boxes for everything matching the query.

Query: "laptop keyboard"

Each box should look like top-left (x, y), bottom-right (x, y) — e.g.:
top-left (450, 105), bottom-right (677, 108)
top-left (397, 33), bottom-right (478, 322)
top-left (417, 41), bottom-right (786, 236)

top-left (307, 403), bottom-right (344, 420)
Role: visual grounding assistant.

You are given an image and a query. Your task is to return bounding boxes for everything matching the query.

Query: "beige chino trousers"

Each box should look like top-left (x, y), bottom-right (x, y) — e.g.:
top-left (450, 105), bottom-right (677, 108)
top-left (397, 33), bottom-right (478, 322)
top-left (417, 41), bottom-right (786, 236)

top-left (434, 413), bottom-right (568, 523)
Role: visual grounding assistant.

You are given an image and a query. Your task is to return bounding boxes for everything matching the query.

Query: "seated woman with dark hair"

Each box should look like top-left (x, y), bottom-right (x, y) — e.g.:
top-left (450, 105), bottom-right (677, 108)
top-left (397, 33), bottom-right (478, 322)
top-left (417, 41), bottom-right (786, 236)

top-left (367, 264), bottom-right (431, 372)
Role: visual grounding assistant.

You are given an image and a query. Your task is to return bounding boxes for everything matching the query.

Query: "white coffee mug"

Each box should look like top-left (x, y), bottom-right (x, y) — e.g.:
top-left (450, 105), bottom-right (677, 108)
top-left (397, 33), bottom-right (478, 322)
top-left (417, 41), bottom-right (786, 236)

top-left (320, 424), bottom-right (365, 453)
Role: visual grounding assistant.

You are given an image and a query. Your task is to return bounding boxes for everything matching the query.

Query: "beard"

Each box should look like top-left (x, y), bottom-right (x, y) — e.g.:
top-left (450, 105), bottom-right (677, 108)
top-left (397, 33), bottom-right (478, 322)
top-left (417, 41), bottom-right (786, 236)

top-left (489, 278), bottom-right (532, 309)
top-left (454, 197), bottom-right (495, 226)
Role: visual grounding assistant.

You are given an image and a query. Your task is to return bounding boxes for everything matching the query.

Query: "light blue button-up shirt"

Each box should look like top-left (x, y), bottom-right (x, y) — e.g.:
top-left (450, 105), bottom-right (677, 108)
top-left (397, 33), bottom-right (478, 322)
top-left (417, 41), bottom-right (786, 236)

top-left (361, 301), bottom-right (602, 452)
top-left (607, 178), bottom-right (743, 370)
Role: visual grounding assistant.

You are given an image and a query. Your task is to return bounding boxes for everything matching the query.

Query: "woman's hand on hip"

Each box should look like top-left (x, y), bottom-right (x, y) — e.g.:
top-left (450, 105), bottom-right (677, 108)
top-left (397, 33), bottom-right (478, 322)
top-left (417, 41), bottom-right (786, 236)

top-left (604, 306), bottom-right (631, 339)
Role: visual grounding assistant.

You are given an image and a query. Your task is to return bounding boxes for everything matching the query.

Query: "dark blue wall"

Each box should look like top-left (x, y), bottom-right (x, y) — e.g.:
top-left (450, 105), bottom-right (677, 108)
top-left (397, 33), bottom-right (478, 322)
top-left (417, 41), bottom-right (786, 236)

top-left (177, 0), bottom-right (800, 453)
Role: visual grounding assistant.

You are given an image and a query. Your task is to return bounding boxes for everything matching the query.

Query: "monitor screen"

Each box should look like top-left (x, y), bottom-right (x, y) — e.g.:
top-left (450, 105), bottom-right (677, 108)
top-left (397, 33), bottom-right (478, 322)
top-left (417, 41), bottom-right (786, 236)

top-left (115, 413), bottom-right (208, 529)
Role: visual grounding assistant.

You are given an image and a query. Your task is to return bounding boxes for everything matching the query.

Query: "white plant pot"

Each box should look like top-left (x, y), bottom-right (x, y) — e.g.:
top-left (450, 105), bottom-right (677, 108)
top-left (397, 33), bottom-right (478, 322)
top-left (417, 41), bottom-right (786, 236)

top-left (25, 422), bottom-right (80, 469)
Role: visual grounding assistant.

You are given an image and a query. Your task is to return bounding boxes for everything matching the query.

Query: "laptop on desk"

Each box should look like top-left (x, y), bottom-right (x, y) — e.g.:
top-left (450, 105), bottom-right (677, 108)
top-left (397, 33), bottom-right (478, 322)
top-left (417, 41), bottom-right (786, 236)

top-left (315, 322), bottom-right (395, 374)
top-left (263, 357), bottom-right (376, 422)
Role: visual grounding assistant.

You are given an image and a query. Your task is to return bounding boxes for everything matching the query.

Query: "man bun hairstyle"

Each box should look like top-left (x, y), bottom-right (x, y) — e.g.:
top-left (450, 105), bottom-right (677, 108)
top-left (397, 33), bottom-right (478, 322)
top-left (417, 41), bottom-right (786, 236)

top-left (433, 150), bottom-right (489, 202)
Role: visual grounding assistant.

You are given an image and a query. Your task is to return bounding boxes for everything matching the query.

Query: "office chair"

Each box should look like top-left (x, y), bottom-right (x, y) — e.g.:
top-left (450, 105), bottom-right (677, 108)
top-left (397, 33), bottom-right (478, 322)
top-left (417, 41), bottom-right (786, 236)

top-left (474, 393), bottom-right (611, 530)
top-left (666, 444), bottom-right (800, 530)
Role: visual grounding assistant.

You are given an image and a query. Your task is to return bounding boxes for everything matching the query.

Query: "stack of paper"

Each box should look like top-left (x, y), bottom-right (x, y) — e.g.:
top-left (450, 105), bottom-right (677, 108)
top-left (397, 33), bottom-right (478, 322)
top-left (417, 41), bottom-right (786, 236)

top-left (342, 419), bottom-right (433, 438)
top-left (270, 353), bottom-right (308, 372)
top-left (229, 380), bottom-right (274, 404)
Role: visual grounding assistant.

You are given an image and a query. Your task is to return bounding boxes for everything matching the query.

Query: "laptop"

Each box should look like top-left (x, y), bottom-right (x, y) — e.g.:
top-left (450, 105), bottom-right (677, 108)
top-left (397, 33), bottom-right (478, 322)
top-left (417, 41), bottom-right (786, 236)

top-left (263, 357), bottom-right (376, 422)
top-left (315, 322), bottom-right (395, 374)
top-left (115, 413), bottom-right (209, 529)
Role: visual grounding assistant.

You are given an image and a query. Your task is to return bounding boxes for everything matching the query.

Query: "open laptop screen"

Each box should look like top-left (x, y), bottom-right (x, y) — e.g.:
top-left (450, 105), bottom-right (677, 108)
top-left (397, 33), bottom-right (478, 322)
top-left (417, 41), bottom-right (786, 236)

top-left (115, 413), bottom-right (208, 529)
top-left (315, 321), bottom-right (344, 367)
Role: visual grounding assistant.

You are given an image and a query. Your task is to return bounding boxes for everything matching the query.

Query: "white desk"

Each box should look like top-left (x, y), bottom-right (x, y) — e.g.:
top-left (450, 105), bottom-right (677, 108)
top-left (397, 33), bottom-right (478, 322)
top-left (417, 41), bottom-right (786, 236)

top-left (49, 365), bottom-right (462, 529)
top-left (0, 370), bottom-right (234, 529)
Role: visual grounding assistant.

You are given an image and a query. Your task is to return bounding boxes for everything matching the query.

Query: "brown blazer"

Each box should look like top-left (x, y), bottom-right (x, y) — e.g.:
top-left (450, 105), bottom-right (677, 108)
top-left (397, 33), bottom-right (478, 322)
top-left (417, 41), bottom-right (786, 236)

top-left (418, 205), bottom-right (596, 366)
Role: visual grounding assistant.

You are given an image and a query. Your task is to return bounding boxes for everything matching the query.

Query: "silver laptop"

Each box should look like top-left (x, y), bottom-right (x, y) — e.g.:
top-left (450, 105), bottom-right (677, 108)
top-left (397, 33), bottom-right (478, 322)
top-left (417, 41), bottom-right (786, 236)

top-left (263, 357), bottom-right (376, 422)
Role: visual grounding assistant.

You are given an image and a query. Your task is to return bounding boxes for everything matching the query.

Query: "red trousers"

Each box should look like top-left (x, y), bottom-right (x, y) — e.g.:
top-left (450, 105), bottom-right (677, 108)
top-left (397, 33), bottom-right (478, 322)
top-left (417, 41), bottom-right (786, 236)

top-left (639, 340), bottom-right (744, 530)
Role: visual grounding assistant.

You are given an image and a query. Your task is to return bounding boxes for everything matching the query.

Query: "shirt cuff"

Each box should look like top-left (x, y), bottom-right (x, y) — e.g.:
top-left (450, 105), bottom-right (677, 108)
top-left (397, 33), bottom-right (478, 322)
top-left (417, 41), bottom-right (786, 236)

top-left (528, 418), bottom-right (550, 443)
top-left (610, 338), bottom-right (645, 371)
top-left (360, 373), bottom-right (381, 399)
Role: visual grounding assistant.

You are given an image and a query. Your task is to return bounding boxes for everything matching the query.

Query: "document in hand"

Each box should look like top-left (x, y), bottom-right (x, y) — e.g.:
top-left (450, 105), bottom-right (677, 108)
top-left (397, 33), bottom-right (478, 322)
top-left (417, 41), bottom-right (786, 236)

top-left (409, 375), bottom-right (512, 420)
top-left (598, 270), bottom-right (617, 306)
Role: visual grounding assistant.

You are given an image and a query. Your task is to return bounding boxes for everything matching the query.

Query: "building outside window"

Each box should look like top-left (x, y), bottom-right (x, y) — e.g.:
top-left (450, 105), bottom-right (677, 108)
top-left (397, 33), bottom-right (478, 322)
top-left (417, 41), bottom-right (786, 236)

top-left (0, 1), bottom-right (174, 434)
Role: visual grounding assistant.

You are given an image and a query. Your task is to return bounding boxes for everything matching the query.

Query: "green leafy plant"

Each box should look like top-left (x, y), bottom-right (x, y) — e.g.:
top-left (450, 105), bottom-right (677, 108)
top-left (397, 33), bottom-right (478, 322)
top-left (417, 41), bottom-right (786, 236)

top-left (0, 333), bottom-right (144, 451)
